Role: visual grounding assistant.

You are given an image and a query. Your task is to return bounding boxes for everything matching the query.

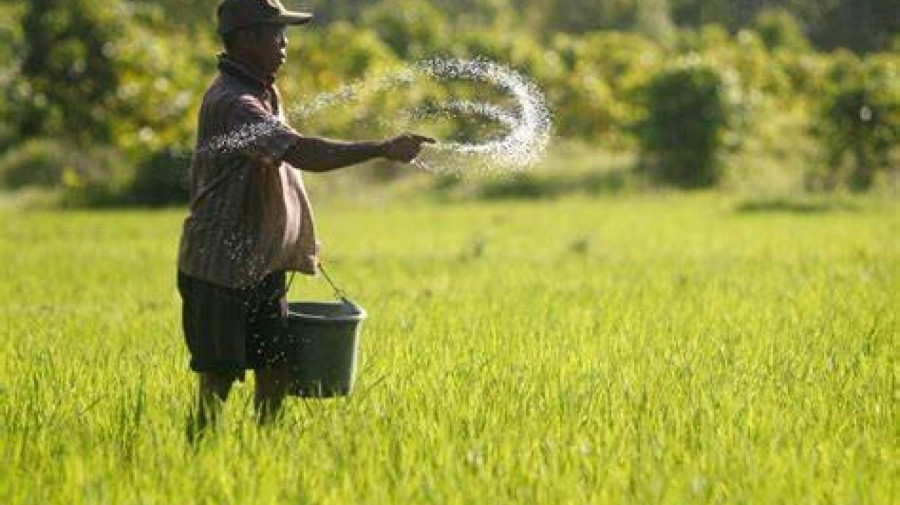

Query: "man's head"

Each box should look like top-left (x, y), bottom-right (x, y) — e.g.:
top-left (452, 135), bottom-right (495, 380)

top-left (218, 0), bottom-right (312, 78)
top-left (223, 24), bottom-right (289, 78)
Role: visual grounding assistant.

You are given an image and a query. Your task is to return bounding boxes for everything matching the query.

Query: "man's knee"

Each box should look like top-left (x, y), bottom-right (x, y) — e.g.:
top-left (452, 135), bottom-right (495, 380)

top-left (200, 372), bottom-right (235, 399)
top-left (255, 366), bottom-right (290, 396)
top-left (255, 366), bottom-right (289, 384)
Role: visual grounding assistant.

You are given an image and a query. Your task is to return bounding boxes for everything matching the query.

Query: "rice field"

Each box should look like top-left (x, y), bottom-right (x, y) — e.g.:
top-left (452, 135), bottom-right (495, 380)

top-left (0, 193), bottom-right (896, 504)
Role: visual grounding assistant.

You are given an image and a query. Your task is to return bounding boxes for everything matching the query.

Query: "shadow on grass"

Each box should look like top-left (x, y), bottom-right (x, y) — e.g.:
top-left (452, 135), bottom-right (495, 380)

top-left (475, 170), bottom-right (632, 201)
top-left (478, 173), bottom-right (562, 200)
top-left (734, 197), bottom-right (860, 214)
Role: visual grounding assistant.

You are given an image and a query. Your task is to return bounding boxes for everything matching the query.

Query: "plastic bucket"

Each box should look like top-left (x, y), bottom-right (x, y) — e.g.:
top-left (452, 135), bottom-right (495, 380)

top-left (283, 300), bottom-right (366, 397)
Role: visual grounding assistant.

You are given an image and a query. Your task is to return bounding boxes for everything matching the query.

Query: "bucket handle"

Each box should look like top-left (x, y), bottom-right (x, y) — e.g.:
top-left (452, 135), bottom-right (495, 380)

top-left (318, 261), bottom-right (352, 303)
top-left (285, 260), bottom-right (352, 303)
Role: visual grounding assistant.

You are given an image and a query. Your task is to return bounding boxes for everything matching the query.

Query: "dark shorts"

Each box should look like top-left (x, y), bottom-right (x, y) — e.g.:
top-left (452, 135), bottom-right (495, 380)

top-left (177, 270), bottom-right (289, 382)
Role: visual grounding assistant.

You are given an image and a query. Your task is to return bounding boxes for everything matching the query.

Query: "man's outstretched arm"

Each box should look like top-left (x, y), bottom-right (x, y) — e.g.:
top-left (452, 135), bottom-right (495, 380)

top-left (284, 133), bottom-right (435, 173)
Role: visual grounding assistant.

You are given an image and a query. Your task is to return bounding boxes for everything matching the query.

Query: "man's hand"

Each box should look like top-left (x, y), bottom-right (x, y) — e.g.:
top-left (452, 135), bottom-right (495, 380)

top-left (382, 133), bottom-right (436, 163)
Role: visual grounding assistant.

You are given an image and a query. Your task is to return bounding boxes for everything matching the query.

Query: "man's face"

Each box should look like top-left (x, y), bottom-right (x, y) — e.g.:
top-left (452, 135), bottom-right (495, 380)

top-left (245, 23), bottom-right (288, 77)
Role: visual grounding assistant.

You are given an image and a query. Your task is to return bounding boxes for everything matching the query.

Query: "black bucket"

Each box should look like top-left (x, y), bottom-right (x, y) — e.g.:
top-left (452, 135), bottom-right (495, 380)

top-left (283, 299), bottom-right (366, 397)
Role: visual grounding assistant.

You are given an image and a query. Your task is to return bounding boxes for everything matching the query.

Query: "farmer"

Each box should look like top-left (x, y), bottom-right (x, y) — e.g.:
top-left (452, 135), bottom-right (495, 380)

top-left (177, 0), bottom-right (433, 429)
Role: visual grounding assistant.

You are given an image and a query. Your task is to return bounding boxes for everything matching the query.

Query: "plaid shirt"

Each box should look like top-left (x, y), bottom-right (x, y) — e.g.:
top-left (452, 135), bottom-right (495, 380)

top-left (177, 55), bottom-right (317, 288)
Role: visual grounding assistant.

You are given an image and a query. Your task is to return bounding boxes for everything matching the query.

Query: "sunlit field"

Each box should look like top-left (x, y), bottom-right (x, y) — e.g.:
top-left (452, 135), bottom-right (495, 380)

top-left (0, 193), bottom-right (896, 504)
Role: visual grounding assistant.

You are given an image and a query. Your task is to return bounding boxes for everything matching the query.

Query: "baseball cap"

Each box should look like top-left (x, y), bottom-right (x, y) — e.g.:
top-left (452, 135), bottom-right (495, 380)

top-left (217, 0), bottom-right (313, 36)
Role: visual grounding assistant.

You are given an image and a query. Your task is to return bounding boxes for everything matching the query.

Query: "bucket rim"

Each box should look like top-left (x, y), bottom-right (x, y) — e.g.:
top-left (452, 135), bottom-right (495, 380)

top-left (287, 300), bottom-right (367, 321)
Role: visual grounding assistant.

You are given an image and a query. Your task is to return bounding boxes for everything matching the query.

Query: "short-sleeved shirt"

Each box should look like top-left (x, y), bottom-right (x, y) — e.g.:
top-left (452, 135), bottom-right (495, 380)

top-left (177, 55), bottom-right (317, 289)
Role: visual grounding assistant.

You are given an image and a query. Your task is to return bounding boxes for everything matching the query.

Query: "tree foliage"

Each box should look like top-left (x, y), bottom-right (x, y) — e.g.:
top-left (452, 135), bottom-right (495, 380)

top-left (17, 0), bottom-right (122, 144)
top-left (638, 61), bottom-right (731, 187)
top-left (0, 0), bottom-right (897, 199)
top-left (814, 54), bottom-right (899, 190)
top-left (752, 8), bottom-right (811, 53)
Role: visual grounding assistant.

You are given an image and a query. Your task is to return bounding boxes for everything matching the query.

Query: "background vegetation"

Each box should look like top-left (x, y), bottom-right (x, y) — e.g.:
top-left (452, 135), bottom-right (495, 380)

top-left (0, 0), bottom-right (897, 204)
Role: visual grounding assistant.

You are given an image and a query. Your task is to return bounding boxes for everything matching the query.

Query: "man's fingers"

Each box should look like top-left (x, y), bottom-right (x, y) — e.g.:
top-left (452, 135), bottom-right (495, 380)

top-left (408, 133), bottom-right (437, 144)
top-left (384, 134), bottom-right (437, 162)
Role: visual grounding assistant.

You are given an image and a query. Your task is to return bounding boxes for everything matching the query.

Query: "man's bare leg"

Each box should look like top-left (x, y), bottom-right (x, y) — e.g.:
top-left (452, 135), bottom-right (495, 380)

top-left (193, 372), bottom-right (234, 434)
top-left (254, 367), bottom-right (290, 424)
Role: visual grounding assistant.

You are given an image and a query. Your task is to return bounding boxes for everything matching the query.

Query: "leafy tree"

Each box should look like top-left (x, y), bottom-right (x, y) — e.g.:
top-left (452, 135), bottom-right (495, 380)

top-left (752, 8), bottom-right (811, 52)
top-left (670, 0), bottom-right (896, 52)
top-left (362, 0), bottom-right (449, 59)
top-left (551, 32), bottom-right (663, 145)
top-left (17, 0), bottom-right (124, 145)
top-left (638, 60), bottom-right (731, 188)
top-left (636, 0), bottom-right (676, 47)
top-left (0, 2), bottom-right (25, 149)
top-left (815, 54), bottom-right (899, 190)
top-left (124, 0), bottom-right (215, 32)
top-left (275, 21), bottom-right (404, 144)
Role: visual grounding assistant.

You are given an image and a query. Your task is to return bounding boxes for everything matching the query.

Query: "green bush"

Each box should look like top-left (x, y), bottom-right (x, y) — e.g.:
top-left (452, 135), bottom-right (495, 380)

top-left (0, 138), bottom-right (130, 207)
top-left (128, 147), bottom-right (190, 206)
top-left (0, 138), bottom-right (71, 188)
top-left (363, 0), bottom-right (448, 59)
top-left (637, 60), bottom-right (730, 188)
top-left (57, 147), bottom-right (133, 208)
top-left (0, 138), bottom-right (126, 192)
top-left (752, 9), bottom-right (811, 53)
top-left (813, 54), bottom-right (899, 191)
top-left (550, 32), bottom-right (663, 146)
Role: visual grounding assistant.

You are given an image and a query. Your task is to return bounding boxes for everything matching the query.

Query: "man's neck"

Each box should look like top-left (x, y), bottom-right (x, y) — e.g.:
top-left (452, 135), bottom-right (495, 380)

top-left (223, 52), bottom-right (274, 86)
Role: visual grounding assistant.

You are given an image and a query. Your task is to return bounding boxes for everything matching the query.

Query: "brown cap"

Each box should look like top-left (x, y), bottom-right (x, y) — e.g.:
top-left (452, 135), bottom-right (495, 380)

top-left (217, 0), bottom-right (313, 36)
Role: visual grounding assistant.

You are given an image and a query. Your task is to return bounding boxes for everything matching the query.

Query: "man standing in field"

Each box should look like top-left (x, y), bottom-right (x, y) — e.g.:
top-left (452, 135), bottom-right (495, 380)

top-left (177, 0), bottom-right (433, 430)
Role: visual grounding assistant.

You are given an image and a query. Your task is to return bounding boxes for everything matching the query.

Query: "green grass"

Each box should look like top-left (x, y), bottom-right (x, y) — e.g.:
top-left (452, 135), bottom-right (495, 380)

top-left (0, 193), bottom-right (896, 504)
